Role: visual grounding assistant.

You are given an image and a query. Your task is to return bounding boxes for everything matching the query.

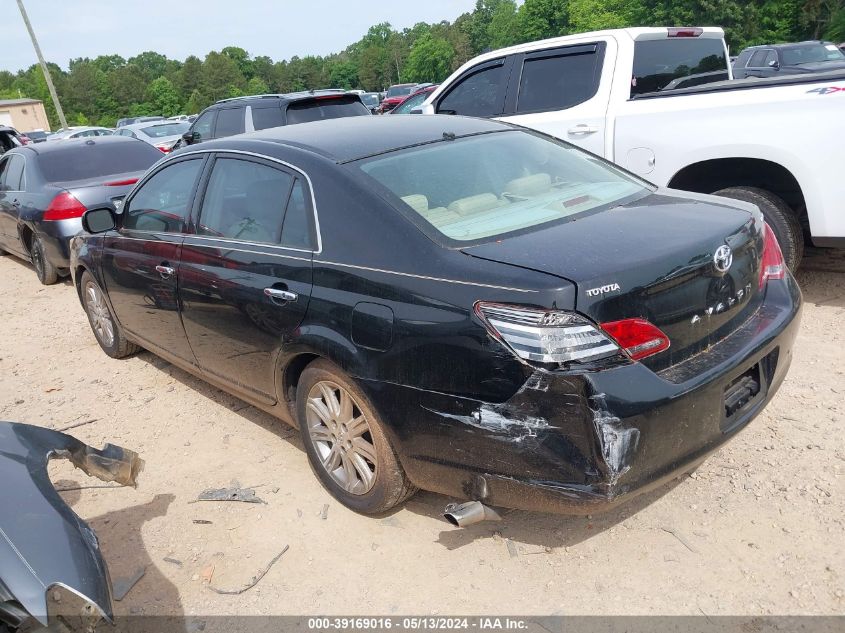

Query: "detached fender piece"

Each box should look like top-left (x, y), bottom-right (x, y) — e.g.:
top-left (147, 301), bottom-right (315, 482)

top-left (0, 422), bottom-right (144, 629)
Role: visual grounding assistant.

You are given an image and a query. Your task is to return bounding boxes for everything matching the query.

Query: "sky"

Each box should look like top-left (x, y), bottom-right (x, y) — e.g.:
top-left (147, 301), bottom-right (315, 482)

top-left (2, 0), bottom-right (478, 73)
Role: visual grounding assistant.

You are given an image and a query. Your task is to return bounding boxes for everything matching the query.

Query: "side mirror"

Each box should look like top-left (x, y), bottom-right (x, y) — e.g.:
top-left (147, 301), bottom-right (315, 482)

top-left (181, 131), bottom-right (197, 145)
top-left (768, 60), bottom-right (779, 70)
top-left (82, 207), bottom-right (116, 234)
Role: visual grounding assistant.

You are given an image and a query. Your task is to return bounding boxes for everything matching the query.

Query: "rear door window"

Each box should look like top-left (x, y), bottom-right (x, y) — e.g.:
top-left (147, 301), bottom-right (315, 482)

top-left (1, 155), bottom-right (25, 191)
top-left (197, 157), bottom-right (292, 243)
top-left (214, 107), bottom-right (245, 138)
top-left (284, 97), bottom-right (370, 125)
top-left (280, 178), bottom-right (314, 249)
top-left (436, 61), bottom-right (507, 117)
top-left (515, 44), bottom-right (605, 113)
top-left (123, 158), bottom-right (204, 233)
top-left (252, 106), bottom-right (286, 130)
top-left (748, 49), bottom-right (776, 67)
top-left (631, 37), bottom-right (728, 95)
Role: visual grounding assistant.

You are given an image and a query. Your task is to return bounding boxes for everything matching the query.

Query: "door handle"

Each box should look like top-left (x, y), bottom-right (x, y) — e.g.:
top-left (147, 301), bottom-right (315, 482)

top-left (155, 264), bottom-right (175, 279)
top-left (567, 124), bottom-right (598, 135)
top-left (264, 287), bottom-right (298, 303)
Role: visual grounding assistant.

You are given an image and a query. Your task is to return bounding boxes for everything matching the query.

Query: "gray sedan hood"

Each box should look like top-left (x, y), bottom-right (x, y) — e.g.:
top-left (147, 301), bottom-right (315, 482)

top-left (0, 422), bottom-right (143, 627)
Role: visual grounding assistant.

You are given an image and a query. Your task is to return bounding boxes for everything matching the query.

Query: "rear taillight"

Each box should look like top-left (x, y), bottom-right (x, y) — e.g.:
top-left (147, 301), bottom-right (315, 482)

top-left (475, 302), bottom-right (621, 364)
top-left (43, 192), bottom-right (86, 221)
top-left (154, 144), bottom-right (172, 153)
top-left (667, 27), bottom-right (703, 37)
top-left (600, 318), bottom-right (671, 361)
top-left (759, 222), bottom-right (785, 288)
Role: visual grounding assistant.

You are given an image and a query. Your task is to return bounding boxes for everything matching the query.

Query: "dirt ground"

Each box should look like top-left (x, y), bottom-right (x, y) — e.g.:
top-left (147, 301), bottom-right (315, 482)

top-left (1, 248), bottom-right (843, 618)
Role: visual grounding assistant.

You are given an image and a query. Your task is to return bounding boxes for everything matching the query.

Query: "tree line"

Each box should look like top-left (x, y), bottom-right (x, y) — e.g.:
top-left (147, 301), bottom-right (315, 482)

top-left (1, 0), bottom-right (842, 129)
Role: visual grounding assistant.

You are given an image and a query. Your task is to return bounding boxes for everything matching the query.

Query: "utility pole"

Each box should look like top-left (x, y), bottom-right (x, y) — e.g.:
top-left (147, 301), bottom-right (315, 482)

top-left (16, 0), bottom-right (68, 130)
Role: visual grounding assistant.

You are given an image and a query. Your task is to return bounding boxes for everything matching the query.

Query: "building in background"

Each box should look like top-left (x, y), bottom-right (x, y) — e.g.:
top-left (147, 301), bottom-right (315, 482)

top-left (0, 98), bottom-right (50, 132)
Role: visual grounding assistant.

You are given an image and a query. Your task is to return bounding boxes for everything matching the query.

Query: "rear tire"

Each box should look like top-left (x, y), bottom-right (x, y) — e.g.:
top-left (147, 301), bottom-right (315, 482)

top-left (713, 186), bottom-right (803, 271)
top-left (31, 235), bottom-right (58, 285)
top-left (296, 359), bottom-right (416, 514)
top-left (80, 270), bottom-right (140, 358)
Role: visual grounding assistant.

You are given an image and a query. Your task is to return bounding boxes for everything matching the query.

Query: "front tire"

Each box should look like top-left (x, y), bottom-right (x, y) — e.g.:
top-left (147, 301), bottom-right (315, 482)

top-left (31, 234), bottom-right (58, 285)
top-left (296, 359), bottom-right (416, 514)
top-left (80, 270), bottom-right (140, 358)
top-left (713, 186), bottom-right (803, 271)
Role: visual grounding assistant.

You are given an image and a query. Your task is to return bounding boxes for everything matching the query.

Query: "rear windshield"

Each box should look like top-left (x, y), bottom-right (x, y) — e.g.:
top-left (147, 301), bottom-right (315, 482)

top-left (285, 97), bottom-right (370, 125)
top-left (632, 38), bottom-right (728, 95)
top-left (781, 43), bottom-right (845, 65)
top-left (358, 131), bottom-right (648, 244)
top-left (139, 122), bottom-right (190, 138)
top-left (38, 141), bottom-right (161, 182)
top-left (387, 85), bottom-right (414, 98)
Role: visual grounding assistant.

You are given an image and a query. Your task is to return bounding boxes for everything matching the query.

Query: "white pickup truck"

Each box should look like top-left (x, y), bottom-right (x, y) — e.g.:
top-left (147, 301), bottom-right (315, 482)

top-left (421, 26), bottom-right (845, 269)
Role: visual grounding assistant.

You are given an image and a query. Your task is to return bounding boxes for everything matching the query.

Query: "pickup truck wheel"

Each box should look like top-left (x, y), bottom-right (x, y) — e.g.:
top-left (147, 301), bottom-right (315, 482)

top-left (713, 187), bottom-right (803, 271)
top-left (296, 359), bottom-right (417, 514)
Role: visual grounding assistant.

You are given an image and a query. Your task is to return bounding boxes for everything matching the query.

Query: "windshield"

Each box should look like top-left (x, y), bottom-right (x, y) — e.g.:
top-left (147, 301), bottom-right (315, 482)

top-left (285, 97), bottom-right (370, 125)
top-left (358, 131), bottom-right (648, 243)
top-left (387, 85), bottom-right (414, 98)
top-left (782, 43), bottom-right (845, 65)
top-left (632, 37), bottom-right (728, 95)
top-left (361, 93), bottom-right (380, 106)
top-left (139, 122), bottom-right (190, 138)
top-left (392, 91), bottom-right (429, 114)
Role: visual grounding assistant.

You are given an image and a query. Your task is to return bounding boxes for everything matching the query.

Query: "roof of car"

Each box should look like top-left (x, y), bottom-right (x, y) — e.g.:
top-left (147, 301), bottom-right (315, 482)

top-left (195, 114), bottom-right (508, 163)
top-left (210, 90), bottom-right (355, 107)
top-left (743, 40), bottom-right (833, 50)
top-left (14, 135), bottom-right (143, 156)
top-left (122, 120), bottom-right (187, 130)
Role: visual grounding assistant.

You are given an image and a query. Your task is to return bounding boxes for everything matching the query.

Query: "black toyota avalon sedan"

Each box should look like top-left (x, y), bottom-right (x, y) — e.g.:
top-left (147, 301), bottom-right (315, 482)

top-left (70, 115), bottom-right (801, 516)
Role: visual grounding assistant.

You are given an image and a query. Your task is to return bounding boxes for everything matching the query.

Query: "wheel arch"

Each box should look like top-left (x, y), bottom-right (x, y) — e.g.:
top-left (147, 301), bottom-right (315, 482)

top-left (667, 157), bottom-right (808, 233)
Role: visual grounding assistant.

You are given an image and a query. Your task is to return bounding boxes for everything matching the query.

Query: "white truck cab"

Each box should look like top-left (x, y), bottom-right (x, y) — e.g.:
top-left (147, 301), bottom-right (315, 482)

top-left (423, 27), bottom-right (845, 269)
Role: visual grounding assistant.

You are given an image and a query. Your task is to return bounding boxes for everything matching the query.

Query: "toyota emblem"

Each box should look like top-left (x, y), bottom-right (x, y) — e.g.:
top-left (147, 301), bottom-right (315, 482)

top-left (713, 245), bottom-right (733, 273)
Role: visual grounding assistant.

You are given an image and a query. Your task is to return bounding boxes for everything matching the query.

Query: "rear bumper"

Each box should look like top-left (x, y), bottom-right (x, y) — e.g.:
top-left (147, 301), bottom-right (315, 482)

top-left (361, 276), bottom-right (802, 514)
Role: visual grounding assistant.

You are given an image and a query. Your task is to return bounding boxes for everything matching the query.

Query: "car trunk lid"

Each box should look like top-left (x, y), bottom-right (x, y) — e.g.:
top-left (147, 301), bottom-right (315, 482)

top-left (461, 191), bottom-right (765, 372)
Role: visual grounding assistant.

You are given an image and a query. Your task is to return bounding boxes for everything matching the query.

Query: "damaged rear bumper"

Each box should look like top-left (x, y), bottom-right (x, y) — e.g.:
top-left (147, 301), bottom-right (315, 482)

top-left (362, 278), bottom-right (801, 515)
top-left (0, 422), bottom-right (143, 629)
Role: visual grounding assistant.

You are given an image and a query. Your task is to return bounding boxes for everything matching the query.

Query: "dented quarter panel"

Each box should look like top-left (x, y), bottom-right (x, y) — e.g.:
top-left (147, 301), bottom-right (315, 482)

top-left (0, 422), bottom-right (143, 626)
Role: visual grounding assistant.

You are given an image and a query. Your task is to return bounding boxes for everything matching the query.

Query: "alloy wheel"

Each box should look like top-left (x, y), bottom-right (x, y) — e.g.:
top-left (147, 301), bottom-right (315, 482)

top-left (305, 380), bottom-right (377, 495)
top-left (84, 281), bottom-right (115, 347)
top-left (31, 240), bottom-right (45, 281)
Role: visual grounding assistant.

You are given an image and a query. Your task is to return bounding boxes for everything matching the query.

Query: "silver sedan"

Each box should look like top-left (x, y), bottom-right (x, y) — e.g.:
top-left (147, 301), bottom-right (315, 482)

top-left (113, 120), bottom-right (191, 153)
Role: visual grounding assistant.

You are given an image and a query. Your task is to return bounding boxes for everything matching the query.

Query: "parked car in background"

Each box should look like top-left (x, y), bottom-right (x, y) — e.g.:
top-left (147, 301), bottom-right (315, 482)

top-left (0, 126), bottom-right (25, 154)
top-left (114, 120), bottom-right (191, 153)
top-left (358, 91), bottom-right (381, 112)
top-left (423, 26), bottom-right (845, 269)
top-left (0, 137), bottom-right (162, 284)
top-left (22, 129), bottom-right (51, 143)
top-left (116, 115), bottom-right (165, 128)
top-left (47, 126), bottom-right (113, 141)
top-left (378, 83), bottom-right (418, 112)
top-left (175, 91), bottom-right (371, 148)
top-left (390, 85), bottom-right (438, 114)
top-left (72, 115), bottom-right (799, 516)
top-left (732, 41), bottom-right (845, 78)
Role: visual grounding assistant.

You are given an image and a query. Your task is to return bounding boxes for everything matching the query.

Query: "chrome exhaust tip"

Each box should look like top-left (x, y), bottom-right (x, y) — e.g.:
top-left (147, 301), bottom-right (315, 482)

top-left (443, 501), bottom-right (501, 527)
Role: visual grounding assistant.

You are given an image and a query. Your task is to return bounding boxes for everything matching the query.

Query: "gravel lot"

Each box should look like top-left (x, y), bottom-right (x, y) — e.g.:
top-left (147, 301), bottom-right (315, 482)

top-left (0, 249), bottom-right (843, 617)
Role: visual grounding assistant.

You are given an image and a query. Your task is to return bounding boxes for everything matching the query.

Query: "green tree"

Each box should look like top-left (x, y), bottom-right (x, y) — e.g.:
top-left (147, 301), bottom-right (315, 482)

top-left (487, 0), bottom-right (521, 49)
top-left (128, 51), bottom-right (170, 79)
top-left (518, 0), bottom-right (570, 40)
top-left (222, 46), bottom-right (254, 79)
top-left (147, 76), bottom-right (182, 116)
top-left (199, 51), bottom-right (246, 102)
top-left (403, 33), bottom-right (455, 83)
top-left (246, 76), bottom-right (269, 95)
top-left (328, 60), bottom-right (359, 89)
